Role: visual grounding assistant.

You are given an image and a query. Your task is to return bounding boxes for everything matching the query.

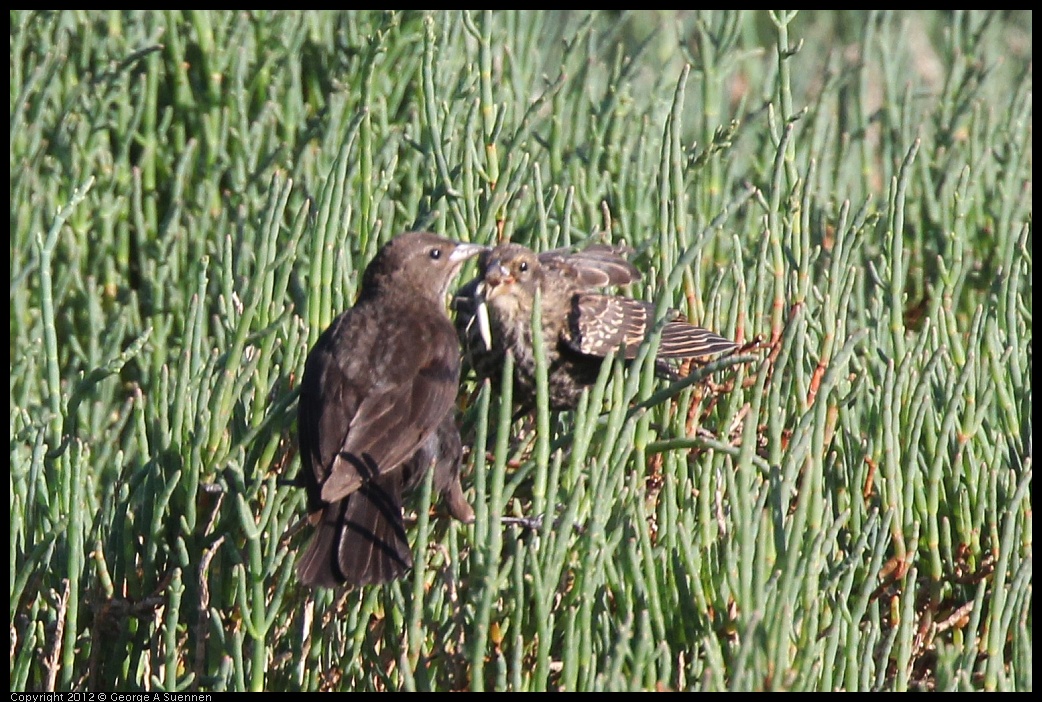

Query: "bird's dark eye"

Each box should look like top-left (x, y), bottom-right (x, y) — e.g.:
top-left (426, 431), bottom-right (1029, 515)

top-left (429, 248), bottom-right (442, 260)
top-left (518, 261), bottom-right (529, 273)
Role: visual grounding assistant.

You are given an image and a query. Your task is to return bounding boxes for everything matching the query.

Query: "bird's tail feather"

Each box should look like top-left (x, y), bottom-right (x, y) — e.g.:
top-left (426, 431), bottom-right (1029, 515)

top-left (296, 473), bottom-right (412, 587)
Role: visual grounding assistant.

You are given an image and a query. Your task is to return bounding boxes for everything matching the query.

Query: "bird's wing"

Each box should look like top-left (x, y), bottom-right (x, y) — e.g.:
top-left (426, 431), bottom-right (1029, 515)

top-left (563, 293), bottom-right (735, 360)
top-left (316, 327), bottom-right (460, 505)
top-left (561, 293), bottom-right (655, 358)
top-left (539, 244), bottom-right (641, 289)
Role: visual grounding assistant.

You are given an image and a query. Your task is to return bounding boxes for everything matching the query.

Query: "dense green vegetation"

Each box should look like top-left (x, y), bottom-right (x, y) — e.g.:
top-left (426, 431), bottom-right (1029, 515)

top-left (10, 10), bottom-right (1031, 691)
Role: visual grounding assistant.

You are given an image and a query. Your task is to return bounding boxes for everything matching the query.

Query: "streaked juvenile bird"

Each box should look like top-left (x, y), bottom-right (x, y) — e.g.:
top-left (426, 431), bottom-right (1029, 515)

top-left (296, 231), bottom-right (483, 587)
top-left (454, 241), bottom-right (735, 411)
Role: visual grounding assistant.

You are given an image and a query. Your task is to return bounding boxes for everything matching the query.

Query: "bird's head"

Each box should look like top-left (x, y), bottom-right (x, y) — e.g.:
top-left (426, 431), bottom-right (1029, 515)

top-left (480, 244), bottom-right (543, 311)
top-left (360, 231), bottom-right (486, 303)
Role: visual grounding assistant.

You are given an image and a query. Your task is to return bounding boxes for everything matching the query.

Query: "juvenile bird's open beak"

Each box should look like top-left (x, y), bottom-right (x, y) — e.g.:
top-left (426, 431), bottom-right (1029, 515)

top-left (482, 263), bottom-right (514, 297)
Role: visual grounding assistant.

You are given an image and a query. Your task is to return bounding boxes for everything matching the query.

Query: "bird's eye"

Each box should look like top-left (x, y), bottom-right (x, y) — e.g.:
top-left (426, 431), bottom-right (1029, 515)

top-left (518, 261), bottom-right (529, 273)
top-left (429, 248), bottom-right (442, 260)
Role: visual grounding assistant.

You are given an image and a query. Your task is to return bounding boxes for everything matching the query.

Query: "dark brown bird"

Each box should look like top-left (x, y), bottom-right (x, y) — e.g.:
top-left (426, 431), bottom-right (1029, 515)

top-left (454, 242), bottom-right (735, 411)
top-left (296, 231), bottom-right (484, 587)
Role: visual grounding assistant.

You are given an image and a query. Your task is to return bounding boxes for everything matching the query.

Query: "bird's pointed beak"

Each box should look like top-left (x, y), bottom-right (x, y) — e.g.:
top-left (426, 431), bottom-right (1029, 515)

top-left (450, 242), bottom-right (488, 262)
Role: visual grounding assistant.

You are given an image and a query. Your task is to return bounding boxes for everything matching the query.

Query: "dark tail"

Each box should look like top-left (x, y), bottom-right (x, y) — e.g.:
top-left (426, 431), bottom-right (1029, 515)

top-left (657, 321), bottom-right (736, 358)
top-left (295, 472), bottom-right (411, 587)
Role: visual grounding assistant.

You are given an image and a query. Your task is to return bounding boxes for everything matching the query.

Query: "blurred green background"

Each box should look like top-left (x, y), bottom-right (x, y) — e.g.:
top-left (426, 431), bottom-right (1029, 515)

top-left (10, 10), bottom-right (1031, 692)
